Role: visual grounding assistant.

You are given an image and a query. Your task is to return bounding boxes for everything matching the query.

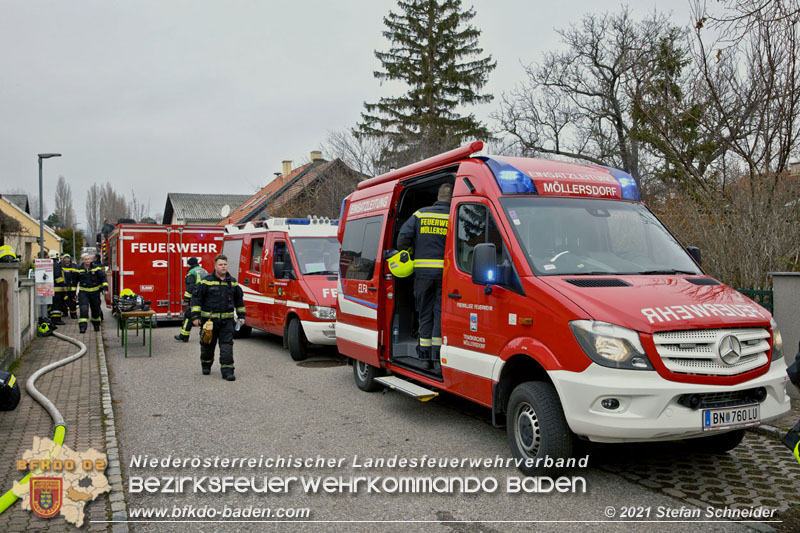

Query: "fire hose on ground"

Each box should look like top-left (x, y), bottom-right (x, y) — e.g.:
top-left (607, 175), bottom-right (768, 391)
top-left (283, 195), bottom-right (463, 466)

top-left (0, 331), bottom-right (87, 516)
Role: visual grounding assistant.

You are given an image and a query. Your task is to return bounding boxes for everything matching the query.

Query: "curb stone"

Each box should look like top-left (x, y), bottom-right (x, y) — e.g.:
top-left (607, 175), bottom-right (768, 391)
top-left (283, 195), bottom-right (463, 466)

top-left (96, 329), bottom-right (129, 533)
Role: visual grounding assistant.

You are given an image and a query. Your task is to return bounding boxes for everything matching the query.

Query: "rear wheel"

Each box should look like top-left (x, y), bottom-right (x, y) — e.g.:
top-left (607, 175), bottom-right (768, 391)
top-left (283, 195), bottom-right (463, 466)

top-left (287, 318), bottom-right (308, 361)
top-left (353, 359), bottom-right (385, 392)
top-left (507, 381), bottom-right (573, 476)
top-left (685, 429), bottom-right (745, 453)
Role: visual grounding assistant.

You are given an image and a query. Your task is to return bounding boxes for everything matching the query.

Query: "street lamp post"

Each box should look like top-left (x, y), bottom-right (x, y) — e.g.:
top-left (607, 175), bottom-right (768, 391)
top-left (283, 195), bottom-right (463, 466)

top-left (38, 152), bottom-right (62, 320)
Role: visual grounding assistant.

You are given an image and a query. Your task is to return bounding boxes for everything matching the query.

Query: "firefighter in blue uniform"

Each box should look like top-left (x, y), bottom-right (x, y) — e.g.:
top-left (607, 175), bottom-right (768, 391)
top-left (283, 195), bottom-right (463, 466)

top-left (397, 183), bottom-right (453, 370)
top-left (48, 250), bottom-right (67, 325)
top-left (174, 257), bottom-right (207, 342)
top-left (191, 254), bottom-right (245, 381)
top-left (60, 253), bottom-right (80, 319)
top-left (76, 253), bottom-right (108, 333)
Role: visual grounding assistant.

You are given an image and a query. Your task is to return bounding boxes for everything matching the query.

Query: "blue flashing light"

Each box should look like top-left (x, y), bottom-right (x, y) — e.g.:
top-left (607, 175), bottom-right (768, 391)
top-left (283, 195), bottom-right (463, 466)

top-left (606, 167), bottom-right (641, 201)
top-left (486, 269), bottom-right (495, 282)
top-left (286, 218), bottom-right (311, 225)
top-left (339, 196), bottom-right (349, 220)
top-left (480, 157), bottom-right (537, 194)
top-left (331, 220), bottom-right (340, 226)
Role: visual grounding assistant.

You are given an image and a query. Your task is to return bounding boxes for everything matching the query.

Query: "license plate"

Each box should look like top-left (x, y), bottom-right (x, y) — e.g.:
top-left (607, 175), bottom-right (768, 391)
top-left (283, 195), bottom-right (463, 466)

top-left (702, 404), bottom-right (760, 431)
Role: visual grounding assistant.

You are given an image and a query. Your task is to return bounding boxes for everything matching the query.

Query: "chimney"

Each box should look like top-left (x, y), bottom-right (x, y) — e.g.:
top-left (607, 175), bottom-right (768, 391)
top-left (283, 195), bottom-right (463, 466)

top-left (282, 160), bottom-right (292, 178)
top-left (310, 150), bottom-right (323, 162)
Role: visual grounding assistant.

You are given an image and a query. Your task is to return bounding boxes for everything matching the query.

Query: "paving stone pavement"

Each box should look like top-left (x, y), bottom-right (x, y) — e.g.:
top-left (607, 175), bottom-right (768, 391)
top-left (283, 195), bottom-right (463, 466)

top-left (593, 430), bottom-right (800, 514)
top-left (0, 315), bottom-right (111, 532)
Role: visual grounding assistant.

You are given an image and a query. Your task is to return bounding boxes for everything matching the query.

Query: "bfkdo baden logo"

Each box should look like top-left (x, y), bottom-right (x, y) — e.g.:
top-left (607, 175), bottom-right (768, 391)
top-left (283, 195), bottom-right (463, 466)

top-left (12, 437), bottom-right (109, 527)
top-left (30, 478), bottom-right (63, 518)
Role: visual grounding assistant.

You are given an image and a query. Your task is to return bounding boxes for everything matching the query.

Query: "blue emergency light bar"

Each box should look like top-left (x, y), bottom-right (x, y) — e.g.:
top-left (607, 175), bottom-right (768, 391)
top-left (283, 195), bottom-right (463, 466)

top-left (286, 218), bottom-right (312, 225)
top-left (481, 156), bottom-right (641, 200)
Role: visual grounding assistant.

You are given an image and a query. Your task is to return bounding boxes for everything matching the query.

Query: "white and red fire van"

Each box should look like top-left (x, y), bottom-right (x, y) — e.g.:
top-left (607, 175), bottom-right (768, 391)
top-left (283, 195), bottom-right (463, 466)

top-left (335, 141), bottom-right (791, 473)
top-left (105, 224), bottom-right (225, 319)
top-left (222, 217), bottom-right (339, 360)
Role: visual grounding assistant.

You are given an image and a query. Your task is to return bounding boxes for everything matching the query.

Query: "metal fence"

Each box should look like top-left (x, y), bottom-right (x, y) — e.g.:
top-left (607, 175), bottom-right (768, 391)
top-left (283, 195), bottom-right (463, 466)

top-left (737, 289), bottom-right (774, 314)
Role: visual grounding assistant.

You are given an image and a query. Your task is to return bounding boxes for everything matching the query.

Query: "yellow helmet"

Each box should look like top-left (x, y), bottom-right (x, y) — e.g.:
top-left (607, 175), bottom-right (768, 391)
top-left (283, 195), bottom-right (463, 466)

top-left (387, 250), bottom-right (414, 278)
top-left (120, 288), bottom-right (135, 297)
top-left (0, 245), bottom-right (17, 262)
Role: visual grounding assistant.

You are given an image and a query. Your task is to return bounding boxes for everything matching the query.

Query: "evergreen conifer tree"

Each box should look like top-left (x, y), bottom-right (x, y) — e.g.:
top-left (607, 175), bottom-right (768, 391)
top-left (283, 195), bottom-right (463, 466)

top-left (358, 0), bottom-right (495, 169)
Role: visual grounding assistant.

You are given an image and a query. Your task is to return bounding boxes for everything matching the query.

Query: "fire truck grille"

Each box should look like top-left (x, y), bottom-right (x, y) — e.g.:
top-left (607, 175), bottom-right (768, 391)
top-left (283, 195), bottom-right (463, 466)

top-left (652, 328), bottom-right (770, 376)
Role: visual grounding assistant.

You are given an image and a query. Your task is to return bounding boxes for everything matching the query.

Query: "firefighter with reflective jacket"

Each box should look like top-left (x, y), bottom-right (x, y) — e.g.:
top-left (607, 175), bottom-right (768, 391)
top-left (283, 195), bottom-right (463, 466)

top-left (76, 253), bottom-right (108, 333)
top-left (48, 250), bottom-right (67, 325)
top-left (397, 183), bottom-right (453, 370)
top-left (190, 254), bottom-right (245, 381)
top-left (60, 253), bottom-right (79, 319)
top-left (174, 257), bottom-right (207, 342)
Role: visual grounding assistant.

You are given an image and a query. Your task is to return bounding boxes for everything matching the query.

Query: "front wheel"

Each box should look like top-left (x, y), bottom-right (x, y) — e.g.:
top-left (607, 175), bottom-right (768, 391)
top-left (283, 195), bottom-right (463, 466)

top-left (353, 359), bottom-right (385, 392)
top-left (287, 319), bottom-right (308, 361)
top-left (506, 381), bottom-right (573, 476)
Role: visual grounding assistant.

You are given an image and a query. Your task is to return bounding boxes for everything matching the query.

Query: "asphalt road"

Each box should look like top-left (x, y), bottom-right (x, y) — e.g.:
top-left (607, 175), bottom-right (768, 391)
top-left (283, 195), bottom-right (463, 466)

top-left (105, 325), bottom-right (759, 532)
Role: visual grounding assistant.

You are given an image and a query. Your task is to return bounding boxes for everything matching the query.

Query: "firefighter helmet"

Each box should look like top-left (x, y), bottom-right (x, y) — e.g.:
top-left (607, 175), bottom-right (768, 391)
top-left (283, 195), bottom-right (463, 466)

top-left (0, 245), bottom-right (17, 262)
top-left (62, 253), bottom-right (71, 259)
top-left (387, 250), bottom-right (414, 278)
top-left (120, 288), bottom-right (135, 298)
top-left (48, 249), bottom-right (59, 259)
top-left (37, 318), bottom-right (53, 336)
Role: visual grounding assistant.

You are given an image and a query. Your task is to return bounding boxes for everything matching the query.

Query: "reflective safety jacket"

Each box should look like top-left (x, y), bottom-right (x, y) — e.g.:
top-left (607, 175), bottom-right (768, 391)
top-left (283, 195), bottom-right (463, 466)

top-left (52, 259), bottom-right (67, 292)
top-left (76, 264), bottom-right (108, 293)
top-left (60, 260), bottom-right (80, 290)
top-left (183, 265), bottom-right (207, 301)
top-left (190, 272), bottom-right (245, 320)
top-left (397, 201), bottom-right (451, 279)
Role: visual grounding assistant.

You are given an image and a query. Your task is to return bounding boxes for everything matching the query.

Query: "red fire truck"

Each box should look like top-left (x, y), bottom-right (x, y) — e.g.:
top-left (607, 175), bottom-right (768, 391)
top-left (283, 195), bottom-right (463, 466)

top-left (222, 217), bottom-right (339, 360)
top-left (336, 141), bottom-right (790, 473)
top-left (105, 224), bottom-right (225, 320)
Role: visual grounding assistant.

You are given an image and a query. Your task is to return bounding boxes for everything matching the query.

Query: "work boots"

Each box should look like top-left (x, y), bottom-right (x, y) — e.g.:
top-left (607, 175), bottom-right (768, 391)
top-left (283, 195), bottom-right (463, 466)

top-left (221, 369), bottom-right (236, 382)
top-left (174, 335), bottom-right (188, 342)
top-left (93, 323), bottom-right (101, 332)
top-left (79, 325), bottom-right (87, 334)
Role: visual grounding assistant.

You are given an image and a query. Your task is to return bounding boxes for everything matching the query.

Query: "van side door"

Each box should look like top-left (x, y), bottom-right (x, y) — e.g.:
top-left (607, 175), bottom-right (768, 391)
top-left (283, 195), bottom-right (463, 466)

top-left (242, 235), bottom-right (265, 325)
top-left (337, 214), bottom-right (386, 366)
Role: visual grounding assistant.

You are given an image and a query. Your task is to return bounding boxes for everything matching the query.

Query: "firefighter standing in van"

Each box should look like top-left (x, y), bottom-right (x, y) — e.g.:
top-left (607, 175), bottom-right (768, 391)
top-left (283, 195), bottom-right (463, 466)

top-left (191, 254), bottom-right (245, 381)
top-left (76, 253), bottom-right (108, 333)
top-left (397, 183), bottom-right (453, 370)
top-left (174, 257), bottom-right (207, 342)
top-left (60, 253), bottom-right (79, 319)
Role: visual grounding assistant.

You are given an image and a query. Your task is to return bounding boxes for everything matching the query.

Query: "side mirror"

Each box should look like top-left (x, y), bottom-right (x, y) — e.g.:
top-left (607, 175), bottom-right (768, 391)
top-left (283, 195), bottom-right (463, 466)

top-left (686, 246), bottom-right (702, 266)
top-left (273, 261), bottom-right (286, 278)
top-left (471, 243), bottom-right (498, 288)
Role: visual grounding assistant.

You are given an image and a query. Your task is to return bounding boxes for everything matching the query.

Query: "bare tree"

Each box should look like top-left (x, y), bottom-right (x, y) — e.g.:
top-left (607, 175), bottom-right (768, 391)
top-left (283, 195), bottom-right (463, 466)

top-left (100, 183), bottom-right (129, 224)
top-left (54, 176), bottom-right (75, 229)
top-left (322, 129), bottom-right (392, 177)
top-left (495, 8), bottom-right (683, 187)
top-left (86, 184), bottom-right (102, 236)
top-left (128, 190), bottom-right (150, 222)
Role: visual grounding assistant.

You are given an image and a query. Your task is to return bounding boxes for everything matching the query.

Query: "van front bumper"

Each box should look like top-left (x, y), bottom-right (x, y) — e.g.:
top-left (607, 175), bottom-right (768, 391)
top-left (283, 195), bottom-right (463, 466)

top-left (301, 320), bottom-right (337, 345)
top-left (549, 361), bottom-right (791, 443)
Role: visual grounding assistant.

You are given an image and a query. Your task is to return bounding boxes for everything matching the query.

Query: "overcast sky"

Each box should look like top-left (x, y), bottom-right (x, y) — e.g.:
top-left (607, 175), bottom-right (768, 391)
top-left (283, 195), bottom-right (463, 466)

top-left (0, 0), bottom-right (693, 228)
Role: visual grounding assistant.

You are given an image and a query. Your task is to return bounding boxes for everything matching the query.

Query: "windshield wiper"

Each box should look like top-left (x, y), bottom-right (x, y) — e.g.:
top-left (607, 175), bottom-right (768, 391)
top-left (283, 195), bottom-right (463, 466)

top-left (306, 270), bottom-right (338, 275)
top-left (638, 269), bottom-right (697, 275)
top-left (561, 271), bottom-right (615, 276)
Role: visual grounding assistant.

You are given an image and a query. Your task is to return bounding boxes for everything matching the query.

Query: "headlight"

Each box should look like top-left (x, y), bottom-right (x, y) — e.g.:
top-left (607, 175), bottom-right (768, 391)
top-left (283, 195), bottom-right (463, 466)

top-left (770, 317), bottom-right (784, 361)
top-left (569, 320), bottom-right (653, 370)
top-left (310, 305), bottom-right (336, 320)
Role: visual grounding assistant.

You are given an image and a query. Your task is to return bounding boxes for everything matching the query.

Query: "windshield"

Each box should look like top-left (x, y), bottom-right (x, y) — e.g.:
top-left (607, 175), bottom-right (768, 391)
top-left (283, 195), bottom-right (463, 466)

top-left (290, 237), bottom-right (340, 275)
top-left (500, 197), bottom-right (702, 276)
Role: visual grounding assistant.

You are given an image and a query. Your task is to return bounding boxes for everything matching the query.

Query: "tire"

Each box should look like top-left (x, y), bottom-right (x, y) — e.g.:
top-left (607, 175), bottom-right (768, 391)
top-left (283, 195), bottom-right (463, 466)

top-left (353, 359), bottom-right (385, 392)
top-left (506, 381), bottom-right (573, 476)
top-left (685, 429), bottom-right (745, 454)
top-left (233, 325), bottom-right (252, 339)
top-left (287, 319), bottom-right (308, 361)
